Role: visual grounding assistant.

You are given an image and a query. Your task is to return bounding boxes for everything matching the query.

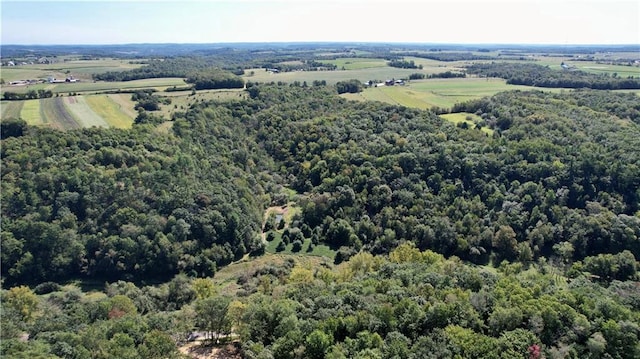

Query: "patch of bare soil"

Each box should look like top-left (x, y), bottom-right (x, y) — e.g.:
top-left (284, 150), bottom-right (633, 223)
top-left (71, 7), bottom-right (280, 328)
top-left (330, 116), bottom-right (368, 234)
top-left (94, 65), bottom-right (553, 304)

top-left (179, 341), bottom-right (242, 359)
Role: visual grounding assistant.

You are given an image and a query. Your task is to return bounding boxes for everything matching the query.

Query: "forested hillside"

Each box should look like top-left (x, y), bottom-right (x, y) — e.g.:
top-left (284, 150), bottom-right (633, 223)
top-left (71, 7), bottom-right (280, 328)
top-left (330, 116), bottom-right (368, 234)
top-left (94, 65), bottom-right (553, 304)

top-left (3, 85), bottom-right (640, 283)
top-left (2, 85), bottom-right (639, 358)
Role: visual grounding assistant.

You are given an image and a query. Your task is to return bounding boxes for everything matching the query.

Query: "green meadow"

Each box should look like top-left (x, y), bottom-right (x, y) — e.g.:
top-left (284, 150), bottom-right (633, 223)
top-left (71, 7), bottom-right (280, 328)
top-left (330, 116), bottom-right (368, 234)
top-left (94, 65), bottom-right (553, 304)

top-left (342, 78), bottom-right (559, 109)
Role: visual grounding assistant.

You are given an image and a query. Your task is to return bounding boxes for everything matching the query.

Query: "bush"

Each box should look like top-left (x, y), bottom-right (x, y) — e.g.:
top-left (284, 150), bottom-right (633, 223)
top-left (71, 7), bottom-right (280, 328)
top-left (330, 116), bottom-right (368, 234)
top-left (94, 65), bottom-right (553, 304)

top-left (34, 281), bottom-right (62, 295)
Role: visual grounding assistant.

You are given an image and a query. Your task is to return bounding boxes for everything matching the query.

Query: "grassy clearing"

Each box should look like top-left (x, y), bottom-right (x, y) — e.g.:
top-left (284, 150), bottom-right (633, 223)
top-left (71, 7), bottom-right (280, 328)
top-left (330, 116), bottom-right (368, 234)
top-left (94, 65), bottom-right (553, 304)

top-left (85, 95), bottom-right (134, 129)
top-left (1, 101), bottom-right (24, 120)
top-left (404, 56), bottom-right (467, 74)
top-left (244, 66), bottom-right (419, 85)
top-left (20, 99), bottom-right (43, 126)
top-left (49, 77), bottom-right (188, 94)
top-left (319, 57), bottom-right (388, 70)
top-left (576, 63), bottom-right (640, 78)
top-left (107, 94), bottom-right (138, 118)
top-left (344, 78), bottom-right (560, 110)
top-left (440, 112), bottom-right (494, 135)
top-left (64, 96), bottom-right (109, 128)
top-left (213, 253), bottom-right (333, 295)
top-left (158, 89), bottom-right (246, 118)
top-left (265, 235), bottom-right (335, 258)
top-left (0, 58), bottom-right (142, 83)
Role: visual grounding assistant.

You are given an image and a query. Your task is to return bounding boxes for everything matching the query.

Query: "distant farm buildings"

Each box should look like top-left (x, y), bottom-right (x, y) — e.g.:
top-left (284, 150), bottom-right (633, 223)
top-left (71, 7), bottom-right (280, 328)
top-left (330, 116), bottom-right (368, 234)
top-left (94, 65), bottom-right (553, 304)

top-left (48, 76), bottom-right (78, 83)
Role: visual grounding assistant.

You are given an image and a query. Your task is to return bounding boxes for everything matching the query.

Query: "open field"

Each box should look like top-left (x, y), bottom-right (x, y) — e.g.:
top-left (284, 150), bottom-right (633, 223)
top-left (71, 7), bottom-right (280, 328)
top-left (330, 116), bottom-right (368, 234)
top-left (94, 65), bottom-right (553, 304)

top-left (85, 95), bottom-right (134, 128)
top-left (1, 101), bottom-right (24, 119)
top-left (319, 57), bottom-right (387, 70)
top-left (440, 112), bottom-right (494, 135)
top-left (0, 58), bottom-right (142, 83)
top-left (40, 98), bottom-right (81, 130)
top-left (64, 96), bottom-right (109, 128)
top-left (50, 77), bottom-right (188, 94)
top-left (106, 94), bottom-right (138, 118)
top-left (244, 66), bottom-right (419, 85)
top-left (20, 99), bottom-right (43, 126)
top-left (4, 94), bottom-right (135, 129)
top-left (2, 77), bottom-right (188, 95)
top-left (158, 89), bottom-right (246, 118)
top-left (573, 62), bottom-right (640, 78)
top-left (342, 78), bottom-right (561, 109)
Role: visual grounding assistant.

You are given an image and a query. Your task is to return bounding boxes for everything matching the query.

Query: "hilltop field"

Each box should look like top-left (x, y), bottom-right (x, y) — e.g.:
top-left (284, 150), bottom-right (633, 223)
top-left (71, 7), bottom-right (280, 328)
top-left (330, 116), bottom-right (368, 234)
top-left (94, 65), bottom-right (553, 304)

top-left (3, 47), bottom-right (638, 129)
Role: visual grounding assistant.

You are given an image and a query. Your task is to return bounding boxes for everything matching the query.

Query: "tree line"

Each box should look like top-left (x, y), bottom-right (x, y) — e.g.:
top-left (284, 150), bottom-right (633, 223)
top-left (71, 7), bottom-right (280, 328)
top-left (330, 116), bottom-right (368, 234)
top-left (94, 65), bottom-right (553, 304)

top-left (467, 62), bottom-right (640, 90)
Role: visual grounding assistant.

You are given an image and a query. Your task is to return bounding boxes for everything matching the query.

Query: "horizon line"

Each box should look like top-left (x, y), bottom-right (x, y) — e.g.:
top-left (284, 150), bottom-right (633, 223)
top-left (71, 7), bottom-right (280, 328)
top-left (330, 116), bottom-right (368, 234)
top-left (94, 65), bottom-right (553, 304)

top-left (2, 41), bottom-right (639, 47)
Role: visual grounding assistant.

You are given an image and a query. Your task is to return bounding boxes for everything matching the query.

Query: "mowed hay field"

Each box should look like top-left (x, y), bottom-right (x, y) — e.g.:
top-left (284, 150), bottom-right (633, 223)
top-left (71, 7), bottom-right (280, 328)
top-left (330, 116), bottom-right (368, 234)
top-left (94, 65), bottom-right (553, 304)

top-left (0, 58), bottom-right (143, 83)
top-left (243, 66), bottom-right (419, 85)
top-left (2, 78), bottom-right (188, 95)
top-left (84, 95), bottom-right (134, 129)
top-left (3, 95), bottom-right (135, 130)
top-left (342, 78), bottom-right (560, 109)
top-left (19, 99), bottom-right (43, 126)
top-left (65, 96), bottom-right (109, 128)
top-left (1, 101), bottom-right (24, 119)
top-left (40, 98), bottom-right (81, 130)
top-left (319, 57), bottom-right (388, 70)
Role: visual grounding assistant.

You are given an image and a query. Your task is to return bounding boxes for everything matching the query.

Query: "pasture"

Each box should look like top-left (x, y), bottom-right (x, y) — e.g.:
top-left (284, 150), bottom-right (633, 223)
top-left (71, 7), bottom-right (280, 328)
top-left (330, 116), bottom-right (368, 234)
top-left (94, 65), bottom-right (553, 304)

top-left (40, 98), bottom-right (81, 130)
top-left (244, 66), bottom-right (419, 85)
top-left (85, 95), bottom-right (134, 129)
top-left (19, 99), bottom-right (42, 126)
top-left (1, 101), bottom-right (24, 119)
top-left (64, 96), bottom-right (109, 128)
top-left (318, 57), bottom-right (388, 70)
top-left (0, 58), bottom-right (142, 83)
top-left (2, 77), bottom-right (187, 95)
top-left (3, 94), bottom-right (135, 130)
top-left (342, 78), bottom-right (560, 109)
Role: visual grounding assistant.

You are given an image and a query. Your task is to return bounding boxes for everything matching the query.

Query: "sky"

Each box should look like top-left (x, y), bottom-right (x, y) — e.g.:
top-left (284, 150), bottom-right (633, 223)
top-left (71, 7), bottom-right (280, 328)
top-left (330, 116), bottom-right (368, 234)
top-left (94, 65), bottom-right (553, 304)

top-left (1, 0), bottom-right (638, 45)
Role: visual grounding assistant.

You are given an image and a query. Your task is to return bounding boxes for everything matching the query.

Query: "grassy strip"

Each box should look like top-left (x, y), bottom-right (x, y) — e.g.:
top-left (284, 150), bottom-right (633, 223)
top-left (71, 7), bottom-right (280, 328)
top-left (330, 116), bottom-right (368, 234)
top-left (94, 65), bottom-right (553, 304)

top-left (1, 101), bottom-right (24, 120)
top-left (85, 95), bottom-right (133, 129)
top-left (20, 99), bottom-right (43, 126)
top-left (64, 96), bottom-right (109, 128)
top-left (40, 98), bottom-right (81, 130)
top-left (106, 94), bottom-right (138, 118)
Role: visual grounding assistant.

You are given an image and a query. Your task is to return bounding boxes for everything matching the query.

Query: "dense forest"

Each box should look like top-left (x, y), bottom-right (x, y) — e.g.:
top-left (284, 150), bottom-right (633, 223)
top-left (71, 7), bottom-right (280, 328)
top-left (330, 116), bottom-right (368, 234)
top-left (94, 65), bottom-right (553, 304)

top-left (2, 84), bottom-right (640, 358)
top-left (467, 63), bottom-right (640, 90)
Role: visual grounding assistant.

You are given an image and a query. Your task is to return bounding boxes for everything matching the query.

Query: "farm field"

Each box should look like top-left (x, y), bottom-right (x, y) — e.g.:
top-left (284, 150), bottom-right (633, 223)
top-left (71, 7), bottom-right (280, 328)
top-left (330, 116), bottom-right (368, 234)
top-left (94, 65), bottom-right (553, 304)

top-left (4, 94), bottom-right (136, 129)
top-left (49, 77), bottom-right (188, 94)
top-left (106, 94), bottom-right (138, 119)
top-left (244, 66), bottom-right (419, 85)
top-left (19, 99), bottom-right (42, 126)
top-left (85, 95), bottom-right (134, 128)
top-left (0, 58), bottom-right (142, 83)
top-left (64, 96), bottom-right (109, 128)
top-left (318, 57), bottom-right (387, 70)
top-left (2, 77), bottom-right (187, 95)
top-left (40, 98), bottom-right (81, 130)
top-left (1, 101), bottom-right (24, 119)
top-left (342, 78), bottom-right (560, 109)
